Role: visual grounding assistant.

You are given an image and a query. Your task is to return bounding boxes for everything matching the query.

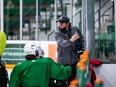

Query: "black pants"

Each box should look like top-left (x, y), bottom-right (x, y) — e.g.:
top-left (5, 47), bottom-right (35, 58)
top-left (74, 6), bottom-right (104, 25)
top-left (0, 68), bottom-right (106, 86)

top-left (48, 78), bottom-right (68, 87)
top-left (48, 64), bottom-right (77, 87)
top-left (67, 63), bottom-right (77, 84)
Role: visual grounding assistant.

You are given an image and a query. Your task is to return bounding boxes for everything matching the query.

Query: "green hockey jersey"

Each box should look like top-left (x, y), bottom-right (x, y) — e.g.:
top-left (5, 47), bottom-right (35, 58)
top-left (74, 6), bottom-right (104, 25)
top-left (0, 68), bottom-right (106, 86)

top-left (9, 58), bottom-right (71, 87)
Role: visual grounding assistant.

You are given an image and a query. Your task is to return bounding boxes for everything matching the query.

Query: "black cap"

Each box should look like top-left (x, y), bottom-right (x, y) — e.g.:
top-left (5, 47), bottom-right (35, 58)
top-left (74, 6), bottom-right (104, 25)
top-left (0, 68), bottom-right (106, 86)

top-left (56, 16), bottom-right (70, 23)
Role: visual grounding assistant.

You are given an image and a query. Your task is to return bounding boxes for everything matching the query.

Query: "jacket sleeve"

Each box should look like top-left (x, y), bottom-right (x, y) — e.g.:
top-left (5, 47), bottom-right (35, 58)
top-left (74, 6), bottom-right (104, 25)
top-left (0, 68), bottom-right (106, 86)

top-left (49, 59), bottom-right (71, 80)
top-left (9, 64), bottom-right (21, 87)
top-left (54, 30), bottom-right (71, 48)
top-left (74, 26), bottom-right (85, 51)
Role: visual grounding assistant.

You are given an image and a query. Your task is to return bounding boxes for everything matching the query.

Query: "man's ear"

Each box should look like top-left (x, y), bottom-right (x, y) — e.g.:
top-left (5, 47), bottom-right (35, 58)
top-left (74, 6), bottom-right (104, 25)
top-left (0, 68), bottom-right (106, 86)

top-left (66, 22), bottom-right (69, 27)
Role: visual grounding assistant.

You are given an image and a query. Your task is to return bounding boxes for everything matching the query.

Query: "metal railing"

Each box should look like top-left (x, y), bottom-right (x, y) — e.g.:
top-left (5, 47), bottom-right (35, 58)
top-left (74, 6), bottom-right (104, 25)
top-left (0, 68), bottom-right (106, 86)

top-left (95, 0), bottom-right (114, 31)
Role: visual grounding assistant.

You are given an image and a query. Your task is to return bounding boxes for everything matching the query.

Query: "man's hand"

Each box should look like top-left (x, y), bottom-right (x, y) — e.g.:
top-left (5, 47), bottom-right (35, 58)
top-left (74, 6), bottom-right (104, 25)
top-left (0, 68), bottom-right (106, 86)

top-left (69, 33), bottom-right (80, 42)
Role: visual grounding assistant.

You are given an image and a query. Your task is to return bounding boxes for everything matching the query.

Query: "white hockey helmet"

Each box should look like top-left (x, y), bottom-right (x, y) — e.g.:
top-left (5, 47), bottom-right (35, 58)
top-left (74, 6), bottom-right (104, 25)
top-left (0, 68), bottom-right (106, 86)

top-left (37, 46), bottom-right (45, 57)
top-left (24, 42), bottom-right (39, 55)
top-left (24, 42), bottom-right (44, 57)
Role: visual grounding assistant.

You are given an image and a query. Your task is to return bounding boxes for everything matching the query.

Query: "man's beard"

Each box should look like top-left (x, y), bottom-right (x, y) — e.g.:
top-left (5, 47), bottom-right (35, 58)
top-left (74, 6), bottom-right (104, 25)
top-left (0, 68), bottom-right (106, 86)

top-left (60, 27), bottom-right (67, 33)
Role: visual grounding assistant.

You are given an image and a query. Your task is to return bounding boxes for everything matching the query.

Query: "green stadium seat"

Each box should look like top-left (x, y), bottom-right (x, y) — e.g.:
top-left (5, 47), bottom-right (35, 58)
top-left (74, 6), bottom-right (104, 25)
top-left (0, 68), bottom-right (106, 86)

top-left (107, 20), bottom-right (115, 33)
top-left (105, 43), bottom-right (114, 51)
top-left (96, 33), bottom-right (114, 51)
top-left (44, 0), bottom-right (54, 4)
top-left (12, 0), bottom-right (54, 5)
top-left (4, 19), bottom-right (19, 27)
top-left (12, 0), bottom-right (36, 5)
top-left (12, 0), bottom-right (19, 5)
top-left (4, 7), bottom-right (47, 16)
top-left (4, 8), bottom-right (19, 15)
top-left (107, 25), bottom-right (115, 33)
top-left (4, 0), bottom-right (8, 4)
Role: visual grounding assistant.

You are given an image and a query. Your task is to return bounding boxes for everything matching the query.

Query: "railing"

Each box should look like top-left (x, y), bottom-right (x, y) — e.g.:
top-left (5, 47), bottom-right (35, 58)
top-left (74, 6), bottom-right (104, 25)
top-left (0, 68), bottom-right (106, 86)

top-left (95, 0), bottom-right (114, 31)
top-left (94, 0), bottom-right (111, 15)
top-left (95, 5), bottom-right (113, 23)
top-left (47, 30), bottom-right (55, 41)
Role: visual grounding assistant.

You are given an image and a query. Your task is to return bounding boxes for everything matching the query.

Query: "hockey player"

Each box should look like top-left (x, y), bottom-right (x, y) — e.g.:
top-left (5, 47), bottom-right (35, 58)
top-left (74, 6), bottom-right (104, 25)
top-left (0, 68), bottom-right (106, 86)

top-left (9, 42), bottom-right (71, 87)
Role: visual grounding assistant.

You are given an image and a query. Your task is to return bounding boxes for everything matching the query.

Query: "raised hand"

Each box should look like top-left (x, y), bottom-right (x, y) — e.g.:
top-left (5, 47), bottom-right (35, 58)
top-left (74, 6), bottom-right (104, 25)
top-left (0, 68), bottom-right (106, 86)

top-left (69, 33), bottom-right (80, 42)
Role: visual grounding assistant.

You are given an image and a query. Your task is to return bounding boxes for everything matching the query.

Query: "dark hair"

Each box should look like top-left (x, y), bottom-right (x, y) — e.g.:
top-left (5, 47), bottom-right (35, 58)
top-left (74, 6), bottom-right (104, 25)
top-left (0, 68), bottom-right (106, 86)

top-left (25, 55), bottom-right (37, 60)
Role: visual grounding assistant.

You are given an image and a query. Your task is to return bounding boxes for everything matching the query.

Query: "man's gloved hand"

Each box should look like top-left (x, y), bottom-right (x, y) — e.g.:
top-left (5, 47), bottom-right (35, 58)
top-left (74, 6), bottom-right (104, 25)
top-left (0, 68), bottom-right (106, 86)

top-left (69, 33), bottom-right (80, 42)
